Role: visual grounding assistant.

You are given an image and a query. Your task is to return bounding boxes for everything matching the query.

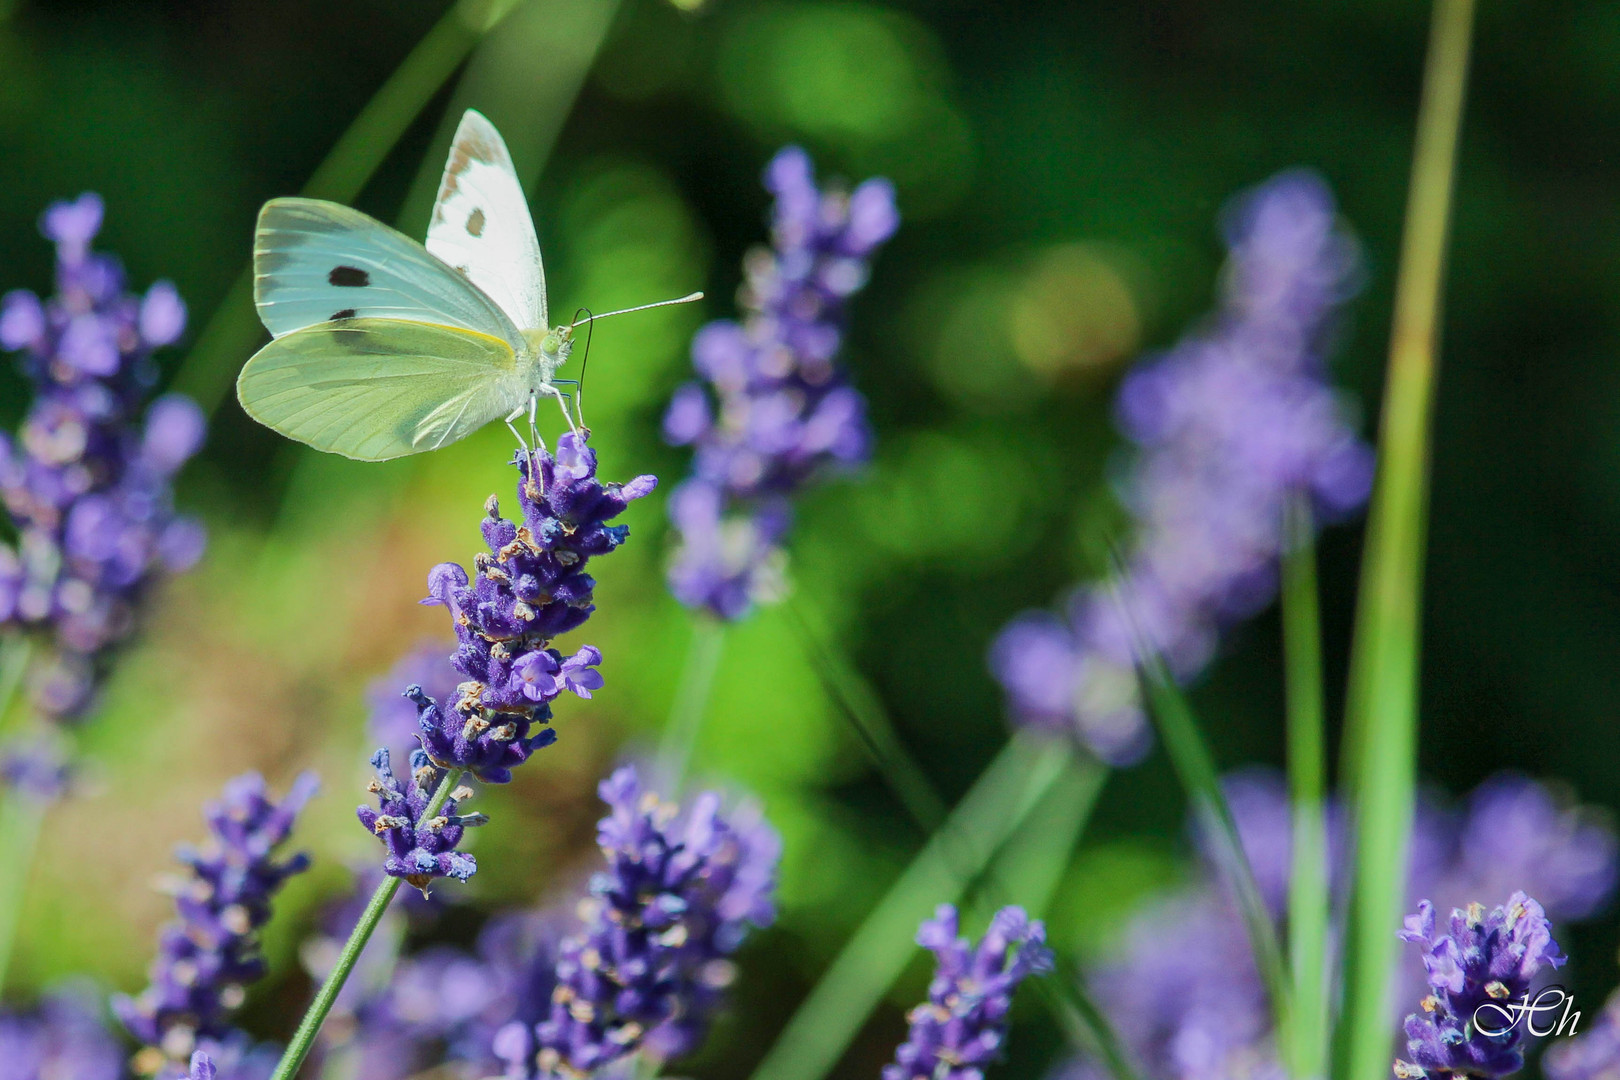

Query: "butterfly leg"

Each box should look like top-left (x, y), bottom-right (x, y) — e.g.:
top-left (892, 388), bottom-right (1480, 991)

top-left (551, 379), bottom-right (587, 434)
top-left (541, 383), bottom-right (580, 439)
top-left (503, 403), bottom-right (534, 462)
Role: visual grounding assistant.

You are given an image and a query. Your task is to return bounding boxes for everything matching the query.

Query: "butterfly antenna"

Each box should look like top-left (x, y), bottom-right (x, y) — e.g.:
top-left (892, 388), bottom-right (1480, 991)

top-left (572, 306), bottom-right (596, 431)
top-left (567, 291), bottom-right (703, 329)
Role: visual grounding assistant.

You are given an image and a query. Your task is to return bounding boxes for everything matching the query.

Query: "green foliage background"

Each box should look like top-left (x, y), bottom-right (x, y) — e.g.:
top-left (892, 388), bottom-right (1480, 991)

top-left (2, 0), bottom-right (1618, 1076)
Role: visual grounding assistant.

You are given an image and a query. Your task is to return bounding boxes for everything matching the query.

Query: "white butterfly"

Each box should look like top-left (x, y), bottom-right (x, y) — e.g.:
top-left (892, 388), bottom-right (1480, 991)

top-left (236, 108), bottom-right (699, 461)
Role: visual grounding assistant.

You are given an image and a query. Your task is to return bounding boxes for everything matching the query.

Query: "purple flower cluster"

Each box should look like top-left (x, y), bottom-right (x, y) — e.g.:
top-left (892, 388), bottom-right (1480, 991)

top-left (1059, 771), bottom-right (1616, 1080)
top-left (495, 765), bottom-right (780, 1079)
top-left (0, 193), bottom-right (205, 722)
top-left (990, 171), bottom-right (1372, 765)
top-left (0, 987), bottom-right (122, 1080)
top-left (664, 146), bottom-right (897, 619)
top-left (885, 905), bottom-right (1053, 1080)
top-left (357, 748), bottom-right (486, 893)
top-left (414, 435), bottom-right (653, 783)
top-left (115, 771), bottom-right (318, 1070)
top-left (1394, 893), bottom-right (1565, 1079)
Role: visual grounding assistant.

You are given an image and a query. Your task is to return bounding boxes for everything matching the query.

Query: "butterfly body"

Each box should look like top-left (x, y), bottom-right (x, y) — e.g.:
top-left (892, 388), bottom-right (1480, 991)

top-left (237, 110), bottom-right (584, 461)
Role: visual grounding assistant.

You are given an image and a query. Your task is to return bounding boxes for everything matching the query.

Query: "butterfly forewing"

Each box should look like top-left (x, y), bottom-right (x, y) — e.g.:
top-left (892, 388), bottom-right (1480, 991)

top-left (236, 318), bottom-right (527, 462)
top-left (254, 197), bottom-right (522, 345)
top-left (425, 109), bottom-right (548, 332)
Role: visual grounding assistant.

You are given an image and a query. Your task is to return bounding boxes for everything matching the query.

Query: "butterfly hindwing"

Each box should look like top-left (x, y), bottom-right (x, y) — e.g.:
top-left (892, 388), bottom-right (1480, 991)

top-left (426, 109), bottom-right (548, 332)
top-left (236, 318), bottom-right (527, 462)
top-left (254, 197), bottom-right (522, 344)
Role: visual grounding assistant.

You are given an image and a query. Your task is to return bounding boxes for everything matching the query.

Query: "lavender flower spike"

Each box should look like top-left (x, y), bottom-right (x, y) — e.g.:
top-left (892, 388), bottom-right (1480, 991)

top-left (664, 146), bottom-right (897, 620)
top-left (115, 771), bottom-right (318, 1068)
top-left (189, 1051), bottom-right (217, 1080)
top-left (416, 435), bottom-right (654, 782)
top-left (885, 904), bottom-right (1053, 1080)
top-left (1394, 892), bottom-right (1565, 1080)
top-left (357, 748), bottom-right (486, 894)
top-left (0, 192), bottom-right (205, 725)
top-left (498, 765), bottom-right (781, 1079)
top-left (989, 169), bottom-right (1371, 765)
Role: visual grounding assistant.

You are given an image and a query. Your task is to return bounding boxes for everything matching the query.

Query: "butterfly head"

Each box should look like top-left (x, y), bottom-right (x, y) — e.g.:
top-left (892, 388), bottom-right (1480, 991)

top-left (525, 325), bottom-right (575, 381)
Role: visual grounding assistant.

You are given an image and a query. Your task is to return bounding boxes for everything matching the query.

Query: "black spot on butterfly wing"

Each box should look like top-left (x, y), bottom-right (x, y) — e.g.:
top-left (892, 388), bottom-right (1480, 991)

top-left (330, 308), bottom-right (357, 320)
top-left (329, 265), bottom-right (370, 287)
top-left (466, 208), bottom-right (486, 237)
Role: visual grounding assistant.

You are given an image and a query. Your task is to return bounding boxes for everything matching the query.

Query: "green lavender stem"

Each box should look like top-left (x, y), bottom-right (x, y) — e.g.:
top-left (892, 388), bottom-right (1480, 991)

top-left (269, 766), bottom-right (466, 1080)
top-left (1281, 496), bottom-right (1330, 1080)
top-left (1121, 594), bottom-right (1293, 1059)
top-left (0, 790), bottom-right (43, 993)
top-left (657, 616), bottom-right (725, 792)
top-left (1336, 1), bottom-right (1474, 1077)
top-left (0, 633), bottom-right (37, 995)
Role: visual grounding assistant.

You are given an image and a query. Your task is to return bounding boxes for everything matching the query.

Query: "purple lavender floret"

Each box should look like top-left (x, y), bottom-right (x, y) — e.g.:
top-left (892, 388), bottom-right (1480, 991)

top-left (884, 905), bottom-right (1053, 1080)
top-left (989, 170), bottom-right (1371, 764)
top-left (188, 1051), bottom-right (216, 1080)
top-left (357, 748), bottom-right (486, 893)
top-left (0, 987), bottom-right (123, 1080)
top-left (499, 765), bottom-right (781, 1079)
top-left (416, 435), bottom-right (653, 782)
top-left (114, 771), bottom-right (318, 1067)
top-left (1394, 893), bottom-right (1565, 1079)
top-left (664, 146), bottom-right (897, 620)
top-left (0, 193), bottom-right (205, 722)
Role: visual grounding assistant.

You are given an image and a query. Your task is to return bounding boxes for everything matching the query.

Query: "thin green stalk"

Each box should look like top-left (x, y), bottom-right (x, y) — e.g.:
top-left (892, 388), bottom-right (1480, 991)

top-left (1282, 496), bottom-right (1330, 1080)
top-left (0, 632), bottom-right (37, 994)
top-left (1123, 601), bottom-right (1293, 1058)
top-left (0, 791), bottom-right (43, 992)
top-left (746, 734), bottom-right (1072, 1080)
top-left (783, 599), bottom-right (948, 829)
top-left (169, 0), bottom-right (527, 416)
top-left (656, 616), bottom-right (725, 792)
top-left (1337, 0), bottom-right (1475, 1076)
top-left (269, 767), bottom-right (465, 1080)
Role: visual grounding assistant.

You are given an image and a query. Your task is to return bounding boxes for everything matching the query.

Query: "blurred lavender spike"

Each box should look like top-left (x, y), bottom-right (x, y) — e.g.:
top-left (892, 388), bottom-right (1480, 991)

top-left (114, 771), bottom-right (317, 1072)
top-left (0, 986), bottom-right (123, 1080)
top-left (0, 193), bottom-right (206, 727)
top-left (990, 170), bottom-right (1372, 765)
top-left (664, 146), bottom-right (897, 619)
top-left (885, 904), bottom-right (1053, 1080)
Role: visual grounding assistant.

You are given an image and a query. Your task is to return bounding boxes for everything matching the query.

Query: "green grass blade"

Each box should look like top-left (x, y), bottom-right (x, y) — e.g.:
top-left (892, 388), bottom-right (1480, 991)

top-left (657, 616), bottom-right (725, 792)
top-left (1134, 644), bottom-right (1293, 1060)
top-left (746, 734), bottom-right (1072, 1080)
top-left (784, 598), bottom-right (949, 829)
top-left (1336, 1), bottom-right (1476, 1077)
top-left (1282, 497), bottom-right (1330, 1079)
top-left (169, 0), bottom-right (530, 415)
